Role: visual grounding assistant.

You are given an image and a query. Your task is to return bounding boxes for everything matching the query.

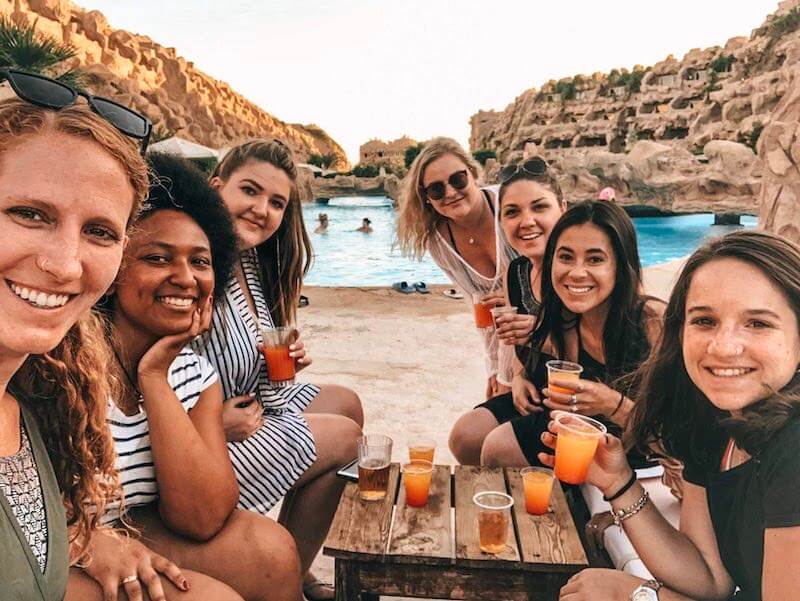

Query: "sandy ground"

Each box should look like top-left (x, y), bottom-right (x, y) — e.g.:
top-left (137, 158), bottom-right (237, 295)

top-left (278, 259), bottom-right (686, 597)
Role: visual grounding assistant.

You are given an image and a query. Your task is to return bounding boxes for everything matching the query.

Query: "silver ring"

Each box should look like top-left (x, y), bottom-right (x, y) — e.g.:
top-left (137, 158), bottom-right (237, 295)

top-left (570, 393), bottom-right (578, 404)
top-left (122, 575), bottom-right (138, 584)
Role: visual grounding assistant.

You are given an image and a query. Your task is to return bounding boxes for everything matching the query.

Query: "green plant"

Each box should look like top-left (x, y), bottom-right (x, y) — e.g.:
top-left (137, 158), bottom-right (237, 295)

top-left (192, 157), bottom-right (218, 175)
top-left (702, 70), bottom-right (722, 97)
top-left (690, 145), bottom-right (705, 156)
top-left (0, 17), bottom-right (85, 87)
top-left (352, 164), bottom-right (379, 177)
top-left (472, 149), bottom-right (496, 166)
top-left (617, 69), bottom-right (645, 94)
top-left (307, 153), bottom-right (324, 168)
top-left (768, 6), bottom-right (800, 39)
top-left (554, 79), bottom-right (576, 101)
top-left (710, 54), bottom-right (734, 73)
top-left (404, 143), bottom-right (424, 168)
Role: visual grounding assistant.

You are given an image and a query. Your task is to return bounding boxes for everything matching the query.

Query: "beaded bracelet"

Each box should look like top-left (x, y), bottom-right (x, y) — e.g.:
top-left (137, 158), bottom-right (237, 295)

top-left (612, 489), bottom-right (650, 530)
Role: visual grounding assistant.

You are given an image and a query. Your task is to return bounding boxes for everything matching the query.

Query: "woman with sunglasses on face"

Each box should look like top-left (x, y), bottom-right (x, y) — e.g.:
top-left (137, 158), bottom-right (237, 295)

top-left (550, 231), bottom-right (800, 601)
top-left (193, 140), bottom-right (362, 601)
top-left (479, 200), bottom-right (664, 468)
top-left (398, 137), bottom-right (518, 399)
top-left (448, 157), bottom-right (566, 464)
top-left (0, 74), bottom-right (191, 601)
top-left (73, 154), bottom-right (301, 601)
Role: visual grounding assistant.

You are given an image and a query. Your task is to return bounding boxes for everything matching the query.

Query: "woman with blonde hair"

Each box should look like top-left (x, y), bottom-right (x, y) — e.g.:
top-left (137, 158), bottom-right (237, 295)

top-left (194, 139), bottom-right (363, 600)
top-left (397, 137), bottom-right (517, 399)
top-left (0, 70), bottom-right (194, 601)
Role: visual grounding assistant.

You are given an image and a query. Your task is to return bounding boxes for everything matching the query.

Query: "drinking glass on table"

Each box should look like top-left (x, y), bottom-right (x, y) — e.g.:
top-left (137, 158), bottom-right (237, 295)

top-left (473, 491), bottom-right (514, 554)
top-left (408, 439), bottom-right (435, 463)
top-left (402, 460), bottom-right (433, 508)
top-left (357, 435), bottom-right (393, 501)
top-left (553, 413), bottom-right (606, 485)
top-left (260, 326), bottom-right (297, 383)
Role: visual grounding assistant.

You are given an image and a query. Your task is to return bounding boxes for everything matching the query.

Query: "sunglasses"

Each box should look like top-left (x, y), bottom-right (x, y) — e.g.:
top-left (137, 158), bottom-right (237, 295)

top-left (418, 169), bottom-right (469, 202)
top-left (498, 157), bottom-right (548, 185)
top-left (0, 69), bottom-right (152, 152)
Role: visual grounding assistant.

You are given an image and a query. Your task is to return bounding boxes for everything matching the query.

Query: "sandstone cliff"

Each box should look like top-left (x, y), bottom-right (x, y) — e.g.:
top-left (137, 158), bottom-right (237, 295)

top-left (2, 0), bottom-right (350, 169)
top-left (469, 0), bottom-right (800, 232)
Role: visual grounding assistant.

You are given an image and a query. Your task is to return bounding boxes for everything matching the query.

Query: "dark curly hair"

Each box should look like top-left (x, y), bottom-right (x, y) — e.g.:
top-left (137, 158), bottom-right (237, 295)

top-left (143, 153), bottom-right (238, 303)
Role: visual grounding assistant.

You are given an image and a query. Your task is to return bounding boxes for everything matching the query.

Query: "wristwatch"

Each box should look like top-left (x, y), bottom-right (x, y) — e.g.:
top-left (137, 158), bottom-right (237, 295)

top-left (629, 579), bottom-right (661, 601)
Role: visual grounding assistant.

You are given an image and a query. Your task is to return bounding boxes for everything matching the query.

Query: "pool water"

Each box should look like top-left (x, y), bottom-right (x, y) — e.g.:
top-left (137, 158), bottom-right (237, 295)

top-left (302, 196), bottom-right (757, 287)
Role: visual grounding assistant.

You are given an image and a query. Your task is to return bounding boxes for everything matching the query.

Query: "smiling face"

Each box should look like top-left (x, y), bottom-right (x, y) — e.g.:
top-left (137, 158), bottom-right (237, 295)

top-left (682, 258), bottom-right (800, 412)
top-left (112, 210), bottom-right (214, 338)
top-left (211, 159), bottom-right (291, 250)
top-left (551, 223), bottom-right (617, 315)
top-left (500, 180), bottom-right (564, 260)
top-left (420, 153), bottom-right (482, 221)
top-left (0, 131), bottom-right (133, 357)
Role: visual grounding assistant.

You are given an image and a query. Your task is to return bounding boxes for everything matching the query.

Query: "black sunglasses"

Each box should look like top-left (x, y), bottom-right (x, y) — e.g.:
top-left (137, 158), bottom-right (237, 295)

top-left (498, 157), bottom-right (548, 185)
top-left (418, 169), bottom-right (469, 202)
top-left (0, 69), bottom-right (152, 152)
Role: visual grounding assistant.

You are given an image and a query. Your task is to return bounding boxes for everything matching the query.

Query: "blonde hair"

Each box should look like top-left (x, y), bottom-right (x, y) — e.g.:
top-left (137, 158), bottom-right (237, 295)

top-left (213, 139), bottom-right (312, 325)
top-left (0, 99), bottom-right (149, 559)
top-left (396, 137), bottom-right (481, 260)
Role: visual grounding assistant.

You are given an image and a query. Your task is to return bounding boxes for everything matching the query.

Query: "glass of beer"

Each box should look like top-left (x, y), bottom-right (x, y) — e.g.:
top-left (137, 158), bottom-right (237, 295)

top-left (473, 491), bottom-right (514, 554)
top-left (402, 460), bottom-right (433, 508)
top-left (520, 467), bottom-right (554, 515)
top-left (260, 326), bottom-right (297, 383)
top-left (490, 305), bottom-right (518, 328)
top-left (357, 434), bottom-right (393, 501)
top-left (408, 440), bottom-right (435, 463)
top-left (471, 293), bottom-right (495, 329)
top-left (546, 360), bottom-right (583, 395)
top-left (553, 413), bottom-right (607, 485)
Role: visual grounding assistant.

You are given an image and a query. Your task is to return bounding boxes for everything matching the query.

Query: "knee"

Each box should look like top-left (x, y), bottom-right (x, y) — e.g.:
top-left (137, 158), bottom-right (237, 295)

top-left (246, 518), bottom-right (302, 601)
top-left (480, 425), bottom-right (521, 467)
top-left (328, 385), bottom-right (364, 427)
top-left (334, 414), bottom-right (362, 461)
top-left (448, 413), bottom-right (485, 465)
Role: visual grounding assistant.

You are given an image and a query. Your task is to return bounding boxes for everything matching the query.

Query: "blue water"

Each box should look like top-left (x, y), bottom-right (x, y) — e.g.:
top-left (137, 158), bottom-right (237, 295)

top-left (302, 196), bottom-right (757, 287)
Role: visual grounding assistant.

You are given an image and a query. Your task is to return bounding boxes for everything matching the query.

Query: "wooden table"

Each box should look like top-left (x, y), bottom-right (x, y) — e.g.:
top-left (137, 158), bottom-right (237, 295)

top-left (323, 465), bottom-right (588, 600)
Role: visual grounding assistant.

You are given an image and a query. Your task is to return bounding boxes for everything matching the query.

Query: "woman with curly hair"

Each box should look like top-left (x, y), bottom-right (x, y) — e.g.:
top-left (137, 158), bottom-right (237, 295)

top-left (0, 80), bottom-right (188, 600)
top-left (548, 231), bottom-right (800, 601)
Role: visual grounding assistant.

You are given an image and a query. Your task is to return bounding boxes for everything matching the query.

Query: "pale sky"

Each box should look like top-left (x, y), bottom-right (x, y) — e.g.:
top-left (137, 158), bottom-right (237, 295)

top-left (82, 1), bottom-right (780, 163)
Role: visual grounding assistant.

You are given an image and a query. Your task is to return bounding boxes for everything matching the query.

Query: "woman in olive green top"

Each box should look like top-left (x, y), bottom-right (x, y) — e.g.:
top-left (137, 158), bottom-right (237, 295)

top-left (0, 79), bottom-right (184, 599)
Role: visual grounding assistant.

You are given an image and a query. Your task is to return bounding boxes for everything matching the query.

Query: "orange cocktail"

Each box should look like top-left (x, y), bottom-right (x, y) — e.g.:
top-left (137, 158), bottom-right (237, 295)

top-left (521, 467), bottom-right (554, 515)
top-left (260, 326), bottom-right (297, 382)
top-left (402, 460), bottom-right (433, 507)
top-left (546, 360), bottom-right (583, 395)
top-left (554, 413), bottom-right (606, 485)
top-left (408, 441), bottom-right (435, 463)
top-left (473, 302), bottom-right (494, 328)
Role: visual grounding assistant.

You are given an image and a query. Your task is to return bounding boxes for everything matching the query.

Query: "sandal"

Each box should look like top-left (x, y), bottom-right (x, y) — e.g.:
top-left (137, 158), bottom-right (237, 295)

top-left (303, 576), bottom-right (335, 601)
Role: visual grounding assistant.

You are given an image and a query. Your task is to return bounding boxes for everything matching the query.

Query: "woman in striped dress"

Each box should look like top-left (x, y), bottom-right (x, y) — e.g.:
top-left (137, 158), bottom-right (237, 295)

top-left (90, 154), bottom-right (302, 601)
top-left (197, 140), bottom-right (363, 600)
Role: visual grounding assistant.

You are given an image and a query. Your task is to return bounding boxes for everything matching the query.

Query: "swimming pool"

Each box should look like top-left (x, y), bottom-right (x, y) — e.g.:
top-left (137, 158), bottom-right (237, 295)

top-left (302, 196), bottom-right (757, 287)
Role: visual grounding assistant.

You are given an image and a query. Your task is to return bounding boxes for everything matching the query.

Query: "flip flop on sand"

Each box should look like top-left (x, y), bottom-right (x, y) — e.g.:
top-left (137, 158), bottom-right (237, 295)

top-left (392, 281), bottom-right (415, 294)
top-left (413, 281), bottom-right (430, 294)
top-left (298, 294), bottom-right (309, 307)
top-left (443, 288), bottom-right (464, 300)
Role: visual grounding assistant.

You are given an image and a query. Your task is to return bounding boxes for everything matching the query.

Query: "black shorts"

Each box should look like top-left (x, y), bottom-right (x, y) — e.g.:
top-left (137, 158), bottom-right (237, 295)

top-left (476, 392), bottom-right (551, 466)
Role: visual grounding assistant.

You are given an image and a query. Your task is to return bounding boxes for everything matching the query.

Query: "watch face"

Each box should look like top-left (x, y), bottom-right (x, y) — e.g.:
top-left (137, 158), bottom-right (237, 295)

top-left (631, 589), bottom-right (658, 601)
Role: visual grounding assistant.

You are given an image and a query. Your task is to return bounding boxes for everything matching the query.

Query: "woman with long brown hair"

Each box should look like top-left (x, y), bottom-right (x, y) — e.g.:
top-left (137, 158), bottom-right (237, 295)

top-left (193, 139), bottom-right (362, 600)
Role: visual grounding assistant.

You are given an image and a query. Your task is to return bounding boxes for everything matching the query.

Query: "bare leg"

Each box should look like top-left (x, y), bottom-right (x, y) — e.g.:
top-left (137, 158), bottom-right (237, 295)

top-left (278, 413), bottom-right (361, 576)
top-left (304, 384), bottom-right (364, 427)
top-left (66, 566), bottom-right (243, 601)
top-left (129, 506), bottom-right (302, 601)
top-left (449, 408), bottom-right (500, 465)
top-left (480, 421), bottom-right (529, 467)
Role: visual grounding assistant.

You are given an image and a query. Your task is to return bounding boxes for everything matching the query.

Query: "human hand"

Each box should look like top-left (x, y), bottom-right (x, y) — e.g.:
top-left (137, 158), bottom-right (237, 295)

top-left (222, 393), bottom-right (262, 442)
top-left (81, 530), bottom-right (187, 601)
top-left (479, 290), bottom-right (505, 309)
top-left (543, 378), bottom-right (619, 417)
top-left (289, 331), bottom-right (312, 372)
top-left (538, 411), bottom-right (632, 494)
top-left (137, 296), bottom-right (213, 382)
top-left (559, 568), bottom-right (644, 600)
top-left (495, 312), bottom-right (536, 346)
top-left (511, 373), bottom-right (543, 416)
top-left (485, 375), bottom-right (498, 399)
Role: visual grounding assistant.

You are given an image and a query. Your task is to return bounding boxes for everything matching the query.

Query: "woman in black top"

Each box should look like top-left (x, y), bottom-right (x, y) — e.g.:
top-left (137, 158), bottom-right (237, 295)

top-left (479, 200), bottom-right (664, 467)
top-left (550, 231), bottom-right (800, 601)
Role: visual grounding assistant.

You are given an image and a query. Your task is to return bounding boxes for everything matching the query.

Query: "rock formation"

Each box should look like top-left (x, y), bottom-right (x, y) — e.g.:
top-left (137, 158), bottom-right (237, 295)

top-left (2, 0), bottom-right (349, 169)
top-left (470, 1), bottom-right (800, 219)
top-left (359, 136), bottom-right (418, 171)
top-left (296, 167), bottom-right (400, 203)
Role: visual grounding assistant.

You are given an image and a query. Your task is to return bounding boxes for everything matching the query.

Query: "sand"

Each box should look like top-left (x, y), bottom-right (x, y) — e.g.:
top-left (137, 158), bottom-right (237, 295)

top-left (280, 260), bottom-right (686, 594)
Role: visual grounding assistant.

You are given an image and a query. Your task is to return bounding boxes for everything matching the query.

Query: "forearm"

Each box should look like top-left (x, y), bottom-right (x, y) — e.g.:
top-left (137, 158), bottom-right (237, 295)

top-left (606, 395), bottom-right (635, 427)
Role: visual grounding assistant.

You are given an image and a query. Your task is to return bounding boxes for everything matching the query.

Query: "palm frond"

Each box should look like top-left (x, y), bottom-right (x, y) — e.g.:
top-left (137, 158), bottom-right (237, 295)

top-left (54, 68), bottom-right (86, 90)
top-left (0, 17), bottom-right (77, 75)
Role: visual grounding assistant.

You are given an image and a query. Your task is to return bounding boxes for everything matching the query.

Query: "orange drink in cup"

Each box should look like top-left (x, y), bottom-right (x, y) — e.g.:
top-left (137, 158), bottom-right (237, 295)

top-left (521, 467), bottom-right (554, 515)
top-left (471, 293), bottom-right (495, 329)
top-left (408, 440), bottom-right (435, 463)
top-left (260, 327), bottom-right (297, 382)
top-left (546, 360), bottom-right (583, 395)
top-left (402, 460), bottom-right (433, 507)
top-left (473, 492), bottom-right (514, 554)
top-left (553, 413), bottom-right (607, 485)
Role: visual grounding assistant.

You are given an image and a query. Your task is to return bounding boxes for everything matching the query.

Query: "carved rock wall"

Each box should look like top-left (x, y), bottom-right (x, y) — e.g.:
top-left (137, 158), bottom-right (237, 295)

top-left (2, 0), bottom-right (350, 169)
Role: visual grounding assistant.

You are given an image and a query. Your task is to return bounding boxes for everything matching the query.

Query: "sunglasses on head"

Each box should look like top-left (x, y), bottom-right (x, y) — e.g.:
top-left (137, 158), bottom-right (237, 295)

top-left (498, 157), bottom-right (548, 185)
top-left (418, 169), bottom-right (469, 202)
top-left (0, 69), bottom-right (152, 152)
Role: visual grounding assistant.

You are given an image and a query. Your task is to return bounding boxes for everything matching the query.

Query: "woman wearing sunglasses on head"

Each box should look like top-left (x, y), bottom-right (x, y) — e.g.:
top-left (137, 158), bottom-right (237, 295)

top-left (193, 140), bottom-right (362, 601)
top-left (548, 231), bottom-right (800, 601)
top-left (0, 71), bottom-right (195, 601)
top-left (397, 137), bottom-right (518, 400)
top-left (448, 157), bottom-right (566, 464)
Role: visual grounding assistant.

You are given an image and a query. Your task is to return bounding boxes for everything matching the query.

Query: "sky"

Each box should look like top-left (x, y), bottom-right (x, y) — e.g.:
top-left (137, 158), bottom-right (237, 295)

top-left (82, 0), bottom-right (780, 163)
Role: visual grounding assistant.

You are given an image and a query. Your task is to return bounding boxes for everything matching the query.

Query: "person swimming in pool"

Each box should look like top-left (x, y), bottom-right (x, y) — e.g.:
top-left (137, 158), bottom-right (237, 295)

top-left (314, 213), bottom-right (329, 234)
top-left (355, 217), bottom-right (372, 233)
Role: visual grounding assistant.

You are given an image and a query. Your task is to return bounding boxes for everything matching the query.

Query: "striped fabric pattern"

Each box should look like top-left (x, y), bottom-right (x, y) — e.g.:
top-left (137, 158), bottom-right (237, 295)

top-left (105, 349), bottom-right (218, 523)
top-left (191, 249), bottom-right (318, 513)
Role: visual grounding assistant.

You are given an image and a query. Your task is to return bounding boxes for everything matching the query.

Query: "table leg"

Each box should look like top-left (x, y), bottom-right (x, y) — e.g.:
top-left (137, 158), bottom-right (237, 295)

top-left (360, 594), bottom-right (379, 601)
top-left (335, 559), bottom-right (366, 601)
